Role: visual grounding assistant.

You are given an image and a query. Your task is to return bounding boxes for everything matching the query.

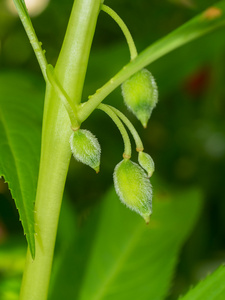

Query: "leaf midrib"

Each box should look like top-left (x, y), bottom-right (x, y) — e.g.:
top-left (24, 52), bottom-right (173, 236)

top-left (90, 222), bottom-right (145, 300)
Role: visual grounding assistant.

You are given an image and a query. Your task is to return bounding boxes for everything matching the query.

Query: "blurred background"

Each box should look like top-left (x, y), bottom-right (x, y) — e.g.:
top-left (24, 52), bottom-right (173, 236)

top-left (0, 0), bottom-right (225, 299)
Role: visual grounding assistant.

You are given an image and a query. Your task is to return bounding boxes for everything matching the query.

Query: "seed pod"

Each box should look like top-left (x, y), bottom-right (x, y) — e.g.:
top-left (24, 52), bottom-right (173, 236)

top-left (113, 159), bottom-right (152, 223)
top-left (70, 129), bottom-right (101, 172)
top-left (121, 68), bottom-right (158, 128)
top-left (138, 151), bottom-right (155, 178)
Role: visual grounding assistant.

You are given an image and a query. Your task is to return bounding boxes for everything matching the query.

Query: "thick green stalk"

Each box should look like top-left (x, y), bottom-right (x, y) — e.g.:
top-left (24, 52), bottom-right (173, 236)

top-left (55, 0), bottom-right (102, 103)
top-left (19, 0), bottom-right (102, 299)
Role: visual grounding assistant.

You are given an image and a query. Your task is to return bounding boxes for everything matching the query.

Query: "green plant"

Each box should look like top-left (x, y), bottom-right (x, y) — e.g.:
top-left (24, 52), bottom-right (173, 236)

top-left (1, 0), bottom-right (225, 299)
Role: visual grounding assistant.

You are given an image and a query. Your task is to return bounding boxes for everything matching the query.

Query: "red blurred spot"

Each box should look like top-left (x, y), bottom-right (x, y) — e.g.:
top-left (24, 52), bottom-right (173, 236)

top-left (184, 67), bottom-right (211, 98)
top-left (0, 220), bottom-right (7, 243)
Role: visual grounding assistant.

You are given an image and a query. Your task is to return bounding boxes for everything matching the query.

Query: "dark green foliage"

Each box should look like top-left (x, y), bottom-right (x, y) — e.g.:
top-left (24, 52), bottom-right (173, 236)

top-left (1, 0), bottom-right (225, 299)
top-left (0, 72), bottom-right (44, 258)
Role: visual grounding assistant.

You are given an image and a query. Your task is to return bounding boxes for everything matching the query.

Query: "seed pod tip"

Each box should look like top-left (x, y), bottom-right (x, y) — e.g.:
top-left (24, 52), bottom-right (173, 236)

top-left (70, 129), bottom-right (101, 172)
top-left (113, 159), bottom-right (152, 220)
top-left (122, 68), bottom-right (158, 127)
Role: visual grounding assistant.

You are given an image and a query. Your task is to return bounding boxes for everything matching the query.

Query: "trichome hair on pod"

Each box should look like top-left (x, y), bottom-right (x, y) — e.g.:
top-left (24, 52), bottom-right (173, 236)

top-left (113, 159), bottom-right (152, 223)
top-left (70, 129), bottom-right (101, 173)
top-left (122, 68), bottom-right (158, 128)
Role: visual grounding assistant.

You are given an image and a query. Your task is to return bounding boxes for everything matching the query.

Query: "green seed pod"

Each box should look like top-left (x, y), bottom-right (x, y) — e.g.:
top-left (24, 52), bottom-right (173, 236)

top-left (121, 68), bottom-right (158, 128)
top-left (70, 129), bottom-right (101, 173)
top-left (138, 151), bottom-right (155, 178)
top-left (113, 159), bottom-right (152, 223)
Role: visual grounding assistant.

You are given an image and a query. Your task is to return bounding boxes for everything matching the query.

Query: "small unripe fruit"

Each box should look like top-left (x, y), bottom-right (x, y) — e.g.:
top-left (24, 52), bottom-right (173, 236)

top-left (138, 151), bottom-right (155, 178)
top-left (113, 159), bottom-right (152, 223)
top-left (70, 129), bottom-right (101, 172)
top-left (121, 68), bottom-right (158, 128)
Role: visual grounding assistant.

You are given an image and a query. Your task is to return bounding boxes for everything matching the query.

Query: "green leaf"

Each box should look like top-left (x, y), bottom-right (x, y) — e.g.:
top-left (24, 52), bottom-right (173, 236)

top-left (0, 71), bottom-right (44, 258)
top-left (50, 180), bottom-right (202, 300)
top-left (77, 184), bottom-right (202, 300)
top-left (180, 265), bottom-right (225, 300)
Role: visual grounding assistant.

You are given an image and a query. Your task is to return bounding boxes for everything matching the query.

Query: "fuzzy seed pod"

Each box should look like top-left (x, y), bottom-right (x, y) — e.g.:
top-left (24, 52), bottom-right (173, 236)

top-left (113, 159), bottom-right (152, 223)
top-left (70, 129), bottom-right (101, 172)
top-left (138, 151), bottom-right (155, 178)
top-left (121, 68), bottom-right (158, 128)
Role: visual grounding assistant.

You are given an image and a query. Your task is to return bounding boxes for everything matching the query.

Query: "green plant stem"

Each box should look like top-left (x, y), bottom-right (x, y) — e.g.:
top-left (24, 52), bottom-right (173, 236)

top-left (13, 0), bottom-right (47, 80)
top-left (55, 0), bottom-right (102, 104)
top-left (101, 4), bottom-right (138, 60)
top-left (46, 64), bottom-right (80, 130)
top-left (78, 1), bottom-right (225, 123)
top-left (98, 104), bottom-right (131, 158)
top-left (109, 105), bottom-right (144, 151)
top-left (19, 0), bottom-right (102, 299)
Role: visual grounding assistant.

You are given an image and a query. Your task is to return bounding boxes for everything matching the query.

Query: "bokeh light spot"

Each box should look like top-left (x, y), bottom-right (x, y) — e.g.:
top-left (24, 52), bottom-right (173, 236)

top-left (6, 0), bottom-right (50, 17)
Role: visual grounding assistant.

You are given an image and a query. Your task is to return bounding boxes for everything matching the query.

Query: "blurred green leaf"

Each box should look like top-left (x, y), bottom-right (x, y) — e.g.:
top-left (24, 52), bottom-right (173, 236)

top-left (0, 276), bottom-right (21, 300)
top-left (50, 180), bottom-right (202, 300)
top-left (0, 238), bottom-right (26, 300)
top-left (180, 265), bottom-right (225, 300)
top-left (0, 71), bottom-right (44, 258)
top-left (0, 241), bottom-right (25, 275)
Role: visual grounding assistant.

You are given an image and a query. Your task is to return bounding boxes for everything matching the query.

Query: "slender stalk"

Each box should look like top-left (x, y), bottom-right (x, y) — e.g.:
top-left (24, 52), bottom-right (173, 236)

top-left (109, 105), bottom-right (144, 151)
top-left (19, 1), bottom-right (102, 299)
top-left (101, 4), bottom-right (138, 60)
top-left (13, 0), bottom-right (48, 80)
top-left (98, 104), bottom-right (131, 158)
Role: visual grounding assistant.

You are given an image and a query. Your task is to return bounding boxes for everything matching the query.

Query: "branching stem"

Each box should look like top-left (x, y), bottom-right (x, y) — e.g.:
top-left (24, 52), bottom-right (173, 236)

top-left (108, 106), bottom-right (144, 151)
top-left (98, 104), bottom-right (131, 159)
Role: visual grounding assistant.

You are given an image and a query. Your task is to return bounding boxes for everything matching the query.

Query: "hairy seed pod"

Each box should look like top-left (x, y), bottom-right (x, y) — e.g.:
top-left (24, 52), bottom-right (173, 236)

top-left (113, 159), bottom-right (152, 223)
top-left (70, 129), bottom-right (101, 172)
top-left (121, 68), bottom-right (158, 128)
top-left (138, 151), bottom-right (155, 178)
